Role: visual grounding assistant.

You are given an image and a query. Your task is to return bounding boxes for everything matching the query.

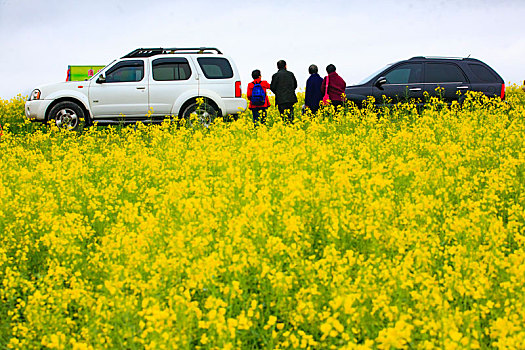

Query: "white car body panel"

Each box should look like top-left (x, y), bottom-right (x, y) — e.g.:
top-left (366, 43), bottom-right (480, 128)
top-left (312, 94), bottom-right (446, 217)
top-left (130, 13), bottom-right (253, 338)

top-left (223, 98), bottom-right (248, 115)
top-left (88, 80), bottom-right (149, 118)
top-left (171, 88), bottom-right (226, 116)
top-left (88, 59), bottom-right (150, 118)
top-left (148, 58), bottom-right (199, 117)
top-left (25, 99), bottom-right (54, 121)
top-left (45, 89), bottom-right (91, 111)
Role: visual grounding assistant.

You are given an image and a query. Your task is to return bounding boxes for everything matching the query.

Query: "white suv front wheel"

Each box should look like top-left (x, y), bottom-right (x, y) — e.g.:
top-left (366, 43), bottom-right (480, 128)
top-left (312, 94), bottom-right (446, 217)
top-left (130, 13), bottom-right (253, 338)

top-left (47, 101), bottom-right (86, 131)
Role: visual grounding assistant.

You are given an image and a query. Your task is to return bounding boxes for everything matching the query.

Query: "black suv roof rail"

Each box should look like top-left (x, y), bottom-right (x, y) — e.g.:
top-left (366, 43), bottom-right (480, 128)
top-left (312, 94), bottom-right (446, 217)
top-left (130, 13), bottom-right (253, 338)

top-left (409, 56), bottom-right (473, 61)
top-left (122, 47), bottom-right (223, 58)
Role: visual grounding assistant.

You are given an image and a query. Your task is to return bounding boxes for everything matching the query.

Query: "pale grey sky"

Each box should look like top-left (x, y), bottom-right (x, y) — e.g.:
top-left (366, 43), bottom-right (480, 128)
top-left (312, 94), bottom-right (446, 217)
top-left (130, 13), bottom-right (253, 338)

top-left (0, 0), bottom-right (523, 98)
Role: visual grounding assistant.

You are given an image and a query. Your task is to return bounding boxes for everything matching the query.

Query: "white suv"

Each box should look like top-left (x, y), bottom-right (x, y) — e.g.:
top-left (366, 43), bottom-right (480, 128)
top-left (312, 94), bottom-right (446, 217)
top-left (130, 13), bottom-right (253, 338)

top-left (25, 47), bottom-right (247, 129)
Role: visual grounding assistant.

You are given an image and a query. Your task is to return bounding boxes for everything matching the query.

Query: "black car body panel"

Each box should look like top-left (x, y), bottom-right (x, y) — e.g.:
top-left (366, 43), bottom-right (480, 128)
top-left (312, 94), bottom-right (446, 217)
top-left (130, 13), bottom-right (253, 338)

top-left (345, 85), bottom-right (372, 105)
top-left (345, 57), bottom-right (504, 106)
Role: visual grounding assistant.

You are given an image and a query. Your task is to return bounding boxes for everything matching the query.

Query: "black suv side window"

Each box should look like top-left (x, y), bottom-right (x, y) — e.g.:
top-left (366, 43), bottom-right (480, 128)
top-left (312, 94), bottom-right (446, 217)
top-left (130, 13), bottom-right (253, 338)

top-left (384, 63), bottom-right (422, 84)
top-left (468, 64), bottom-right (499, 83)
top-left (197, 57), bottom-right (234, 79)
top-left (425, 63), bottom-right (466, 83)
top-left (152, 58), bottom-right (192, 81)
top-left (105, 60), bottom-right (144, 83)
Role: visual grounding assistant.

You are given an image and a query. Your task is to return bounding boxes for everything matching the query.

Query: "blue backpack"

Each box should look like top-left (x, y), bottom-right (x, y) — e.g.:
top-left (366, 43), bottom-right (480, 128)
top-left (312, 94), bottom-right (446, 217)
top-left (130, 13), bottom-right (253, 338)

top-left (251, 81), bottom-right (266, 106)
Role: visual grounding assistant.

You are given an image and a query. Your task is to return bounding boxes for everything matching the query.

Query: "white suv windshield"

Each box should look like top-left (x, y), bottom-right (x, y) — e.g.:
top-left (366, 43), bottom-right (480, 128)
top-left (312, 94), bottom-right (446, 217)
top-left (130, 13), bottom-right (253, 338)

top-left (89, 61), bottom-right (115, 80)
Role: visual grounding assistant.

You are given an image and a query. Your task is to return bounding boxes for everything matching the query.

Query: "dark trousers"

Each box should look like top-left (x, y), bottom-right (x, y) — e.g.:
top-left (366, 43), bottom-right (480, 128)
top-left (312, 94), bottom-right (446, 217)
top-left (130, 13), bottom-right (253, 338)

top-left (251, 107), bottom-right (267, 124)
top-left (277, 103), bottom-right (295, 123)
top-left (304, 105), bottom-right (320, 114)
top-left (332, 100), bottom-right (343, 108)
top-left (320, 100), bottom-right (343, 112)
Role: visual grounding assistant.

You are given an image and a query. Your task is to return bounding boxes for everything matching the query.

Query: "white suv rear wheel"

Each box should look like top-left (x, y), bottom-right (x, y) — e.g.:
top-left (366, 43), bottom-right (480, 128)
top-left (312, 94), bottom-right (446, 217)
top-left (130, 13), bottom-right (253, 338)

top-left (182, 101), bottom-right (218, 128)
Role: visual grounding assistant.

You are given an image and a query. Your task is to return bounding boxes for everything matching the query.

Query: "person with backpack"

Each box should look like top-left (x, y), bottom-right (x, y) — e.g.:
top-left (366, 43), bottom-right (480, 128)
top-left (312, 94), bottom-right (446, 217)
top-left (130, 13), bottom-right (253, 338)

top-left (321, 64), bottom-right (346, 108)
top-left (247, 69), bottom-right (271, 125)
top-left (304, 64), bottom-right (323, 114)
top-left (270, 60), bottom-right (298, 123)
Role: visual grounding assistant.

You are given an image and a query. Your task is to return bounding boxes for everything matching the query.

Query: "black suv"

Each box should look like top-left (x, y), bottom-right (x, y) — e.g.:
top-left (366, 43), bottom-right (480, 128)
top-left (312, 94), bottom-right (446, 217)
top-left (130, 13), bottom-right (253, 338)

top-left (345, 57), bottom-right (505, 106)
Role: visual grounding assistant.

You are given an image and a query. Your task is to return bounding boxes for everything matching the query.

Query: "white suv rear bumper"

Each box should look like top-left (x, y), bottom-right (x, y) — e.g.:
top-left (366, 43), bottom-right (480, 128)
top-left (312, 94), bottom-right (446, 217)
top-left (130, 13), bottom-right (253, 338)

top-left (25, 100), bottom-right (53, 121)
top-left (222, 98), bottom-right (247, 115)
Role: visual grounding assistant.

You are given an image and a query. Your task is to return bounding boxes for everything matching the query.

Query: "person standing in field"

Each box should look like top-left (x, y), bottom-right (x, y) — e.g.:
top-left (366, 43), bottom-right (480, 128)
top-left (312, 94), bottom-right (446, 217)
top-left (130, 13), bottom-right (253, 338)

top-left (247, 69), bottom-right (271, 125)
top-left (270, 60), bottom-right (298, 123)
top-left (321, 64), bottom-right (346, 108)
top-left (304, 64), bottom-right (323, 114)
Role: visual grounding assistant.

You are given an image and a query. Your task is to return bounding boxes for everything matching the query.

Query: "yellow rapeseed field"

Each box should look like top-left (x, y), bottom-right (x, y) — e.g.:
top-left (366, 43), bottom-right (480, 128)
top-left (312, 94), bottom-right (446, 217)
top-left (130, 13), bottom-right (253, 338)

top-left (0, 90), bottom-right (524, 349)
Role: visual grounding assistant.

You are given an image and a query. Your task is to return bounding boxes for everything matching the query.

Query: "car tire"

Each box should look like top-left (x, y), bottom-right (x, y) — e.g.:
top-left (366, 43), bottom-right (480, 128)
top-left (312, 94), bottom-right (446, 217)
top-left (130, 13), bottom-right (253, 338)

top-left (181, 101), bottom-right (218, 128)
top-left (48, 101), bottom-right (86, 131)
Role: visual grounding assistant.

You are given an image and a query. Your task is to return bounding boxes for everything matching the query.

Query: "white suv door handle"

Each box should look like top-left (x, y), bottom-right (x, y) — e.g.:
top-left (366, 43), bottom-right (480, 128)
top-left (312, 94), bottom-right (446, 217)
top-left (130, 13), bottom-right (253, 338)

top-left (409, 87), bottom-right (422, 92)
top-left (457, 86), bottom-right (469, 89)
top-left (136, 87), bottom-right (146, 90)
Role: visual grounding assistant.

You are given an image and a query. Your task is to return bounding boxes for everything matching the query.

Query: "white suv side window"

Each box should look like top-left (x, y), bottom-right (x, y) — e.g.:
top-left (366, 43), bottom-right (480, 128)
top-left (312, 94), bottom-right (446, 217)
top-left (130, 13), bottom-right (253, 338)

top-left (197, 57), bottom-right (233, 79)
top-left (106, 61), bottom-right (144, 83)
top-left (152, 58), bottom-right (192, 81)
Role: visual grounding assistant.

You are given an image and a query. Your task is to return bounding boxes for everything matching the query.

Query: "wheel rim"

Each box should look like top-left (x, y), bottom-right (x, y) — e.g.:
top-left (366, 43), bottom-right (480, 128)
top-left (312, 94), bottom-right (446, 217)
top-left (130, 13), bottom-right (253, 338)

top-left (186, 104), bottom-right (215, 127)
top-left (55, 108), bottom-right (78, 129)
top-left (198, 110), bottom-right (212, 127)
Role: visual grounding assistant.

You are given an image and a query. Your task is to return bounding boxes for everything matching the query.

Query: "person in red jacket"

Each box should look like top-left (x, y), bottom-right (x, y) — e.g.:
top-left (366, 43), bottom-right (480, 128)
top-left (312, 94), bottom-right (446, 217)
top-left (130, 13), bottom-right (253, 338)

top-left (321, 64), bottom-right (346, 108)
top-left (247, 69), bottom-right (271, 125)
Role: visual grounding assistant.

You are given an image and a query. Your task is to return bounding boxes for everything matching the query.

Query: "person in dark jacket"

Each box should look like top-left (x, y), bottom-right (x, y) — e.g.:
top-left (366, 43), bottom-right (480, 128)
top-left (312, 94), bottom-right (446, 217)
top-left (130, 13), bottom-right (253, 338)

top-left (247, 69), bottom-right (271, 125)
top-left (270, 60), bottom-right (298, 123)
top-left (321, 64), bottom-right (346, 108)
top-left (304, 64), bottom-right (323, 113)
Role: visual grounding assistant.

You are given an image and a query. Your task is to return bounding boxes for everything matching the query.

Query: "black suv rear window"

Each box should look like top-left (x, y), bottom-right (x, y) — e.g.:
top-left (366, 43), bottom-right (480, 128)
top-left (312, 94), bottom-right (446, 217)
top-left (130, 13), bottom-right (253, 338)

top-left (152, 58), bottom-right (191, 81)
top-left (468, 64), bottom-right (499, 83)
top-left (197, 57), bottom-right (233, 79)
top-left (425, 63), bottom-right (466, 83)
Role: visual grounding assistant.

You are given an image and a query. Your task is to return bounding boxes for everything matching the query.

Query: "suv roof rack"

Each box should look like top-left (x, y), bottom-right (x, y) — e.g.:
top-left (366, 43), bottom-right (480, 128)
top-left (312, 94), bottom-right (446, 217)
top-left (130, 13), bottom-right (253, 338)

top-left (409, 56), bottom-right (473, 60)
top-left (122, 47), bottom-right (223, 58)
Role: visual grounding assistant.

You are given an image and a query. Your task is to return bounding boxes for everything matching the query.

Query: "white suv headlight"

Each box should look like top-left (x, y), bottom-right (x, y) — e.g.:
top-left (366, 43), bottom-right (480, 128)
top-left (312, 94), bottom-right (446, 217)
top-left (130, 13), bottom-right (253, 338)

top-left (29, 89), bottom-right (41, 101)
